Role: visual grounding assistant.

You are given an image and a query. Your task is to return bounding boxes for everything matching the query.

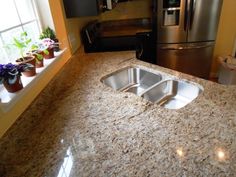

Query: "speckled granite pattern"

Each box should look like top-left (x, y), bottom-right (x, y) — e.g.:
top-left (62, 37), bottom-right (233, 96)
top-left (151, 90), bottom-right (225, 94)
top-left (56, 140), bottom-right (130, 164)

top-left (0, 49), bottom-right (236, 177)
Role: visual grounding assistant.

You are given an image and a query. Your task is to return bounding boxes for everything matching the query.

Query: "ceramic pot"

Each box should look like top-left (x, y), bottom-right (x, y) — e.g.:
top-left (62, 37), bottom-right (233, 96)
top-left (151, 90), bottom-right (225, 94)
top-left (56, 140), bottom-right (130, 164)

top-left (36, 59), bottom-right (44, 68)
top-left (43, 47), bottom-right (54, 59)
top-left (16, 56), bottom-right (36, 77)
top-left (34, 51), bottom-right (44, 68)
top-left (3, 75), bottom-right (23, 93)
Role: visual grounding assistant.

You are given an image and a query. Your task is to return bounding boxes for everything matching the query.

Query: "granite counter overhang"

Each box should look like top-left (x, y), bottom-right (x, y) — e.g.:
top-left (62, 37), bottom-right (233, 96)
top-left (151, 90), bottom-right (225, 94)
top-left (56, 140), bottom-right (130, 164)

top-left (0, 49), bottom-right (236, 177)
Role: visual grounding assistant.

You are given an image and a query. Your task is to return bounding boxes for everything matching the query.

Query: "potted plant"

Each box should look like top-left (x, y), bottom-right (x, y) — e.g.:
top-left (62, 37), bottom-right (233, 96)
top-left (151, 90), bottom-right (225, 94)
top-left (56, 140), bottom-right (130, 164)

top-left (41, 38), bottom-right (55, 59)
top-left (39, 27), bottom-right (60, 52)
top-left (12, 32), bottom-right (36, 77)
top-left (29, 43), bottom-right (49, 68)
top-left (0, 63), bottom-right (33, 93)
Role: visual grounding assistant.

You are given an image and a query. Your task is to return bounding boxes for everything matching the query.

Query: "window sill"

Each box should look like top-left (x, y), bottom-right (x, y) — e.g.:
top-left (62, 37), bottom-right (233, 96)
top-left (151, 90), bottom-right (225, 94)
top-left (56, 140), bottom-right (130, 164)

top-left (0, 49), bottom-right (66, 113)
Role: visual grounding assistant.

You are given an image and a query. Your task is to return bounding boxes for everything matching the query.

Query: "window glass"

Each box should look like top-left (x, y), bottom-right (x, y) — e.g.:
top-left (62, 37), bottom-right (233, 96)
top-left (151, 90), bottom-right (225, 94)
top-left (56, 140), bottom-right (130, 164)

top-left (23, 21), bottom-right (40, 42)
top-left (0, 39), bottom-right (7, 64)
top-left (0, 0), bottom-right (41, 63)
top-left (1, 27), bottom-right (24, 62)
top-left (15, 0), bottom-right (35, 23)
top-left (0, 0), bottom-right (21, 31)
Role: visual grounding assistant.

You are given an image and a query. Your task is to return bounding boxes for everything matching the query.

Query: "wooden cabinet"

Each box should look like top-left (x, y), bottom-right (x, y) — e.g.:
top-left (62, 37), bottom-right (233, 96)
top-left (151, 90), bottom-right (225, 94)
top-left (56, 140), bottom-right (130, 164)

top-left (63, 0), bottom-right (103, 18)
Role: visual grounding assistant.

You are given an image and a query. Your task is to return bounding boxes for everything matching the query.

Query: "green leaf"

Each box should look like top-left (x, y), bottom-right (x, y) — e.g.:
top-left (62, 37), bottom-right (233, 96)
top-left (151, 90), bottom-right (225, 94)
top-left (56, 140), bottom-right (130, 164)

top-left (13, 38), bottom-right (25, 49)
top-left (31, 44), bottom-right (38, 50)
top-left (43, 49), bottom-right (49, 55)
top-left (35, 53), bottom-right (43, 60)
top-left (25, 39), bottom-right (32, 45)
top-left (21, 31), bottom-right (27, 37)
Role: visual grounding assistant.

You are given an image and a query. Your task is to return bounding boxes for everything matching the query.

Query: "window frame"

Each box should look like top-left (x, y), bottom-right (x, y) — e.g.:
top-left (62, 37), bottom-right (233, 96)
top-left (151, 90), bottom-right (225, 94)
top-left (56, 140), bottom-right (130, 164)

top-left (0, 0), bottom-right (42, 63)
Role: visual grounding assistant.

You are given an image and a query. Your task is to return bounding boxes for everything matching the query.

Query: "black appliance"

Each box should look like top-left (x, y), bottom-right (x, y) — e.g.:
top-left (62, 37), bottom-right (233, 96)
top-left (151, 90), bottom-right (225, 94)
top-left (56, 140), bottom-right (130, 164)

top-left (136, 32), bottom-right (156, 64)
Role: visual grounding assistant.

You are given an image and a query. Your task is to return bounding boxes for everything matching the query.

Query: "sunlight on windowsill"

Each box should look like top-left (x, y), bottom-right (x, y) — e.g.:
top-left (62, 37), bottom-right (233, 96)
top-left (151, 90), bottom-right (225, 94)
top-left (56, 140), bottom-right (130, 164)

top-left (0, 49), bottom-right (66, 112)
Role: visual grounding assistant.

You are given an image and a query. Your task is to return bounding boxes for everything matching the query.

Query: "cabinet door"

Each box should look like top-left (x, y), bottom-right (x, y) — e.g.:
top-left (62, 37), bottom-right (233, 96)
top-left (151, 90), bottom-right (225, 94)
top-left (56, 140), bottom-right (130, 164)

top-left (63, 0), bottom-right (102, 18)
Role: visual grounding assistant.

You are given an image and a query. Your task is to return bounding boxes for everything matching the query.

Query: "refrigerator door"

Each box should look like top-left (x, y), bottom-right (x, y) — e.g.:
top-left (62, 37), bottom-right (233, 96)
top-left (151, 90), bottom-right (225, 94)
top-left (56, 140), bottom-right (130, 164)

top-left (156, 42), bottom-right (215, 79)
top-left (187, 0), bottom-right (223, 42)
top-left (157, 0), bottom-right (188, 43)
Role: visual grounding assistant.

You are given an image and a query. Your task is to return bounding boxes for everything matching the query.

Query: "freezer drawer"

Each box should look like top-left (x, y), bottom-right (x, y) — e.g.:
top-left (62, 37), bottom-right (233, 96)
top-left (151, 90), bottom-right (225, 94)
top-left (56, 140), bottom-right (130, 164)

top-left (156, 42), bottom-right (214, 79)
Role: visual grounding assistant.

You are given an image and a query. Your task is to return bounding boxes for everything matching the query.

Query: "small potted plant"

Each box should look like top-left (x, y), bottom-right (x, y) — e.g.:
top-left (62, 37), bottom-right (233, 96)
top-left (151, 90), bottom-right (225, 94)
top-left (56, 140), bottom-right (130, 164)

top-left (12, 32), bottom-right (36, 77)
top-left (41, 38), bottom-right (55, 59)
top-left (29, 43), bottom-right (49, 68)
top-left (0, 63), bottom-right (33, 93)
top-left (40, 27), bottom-right (60, 52)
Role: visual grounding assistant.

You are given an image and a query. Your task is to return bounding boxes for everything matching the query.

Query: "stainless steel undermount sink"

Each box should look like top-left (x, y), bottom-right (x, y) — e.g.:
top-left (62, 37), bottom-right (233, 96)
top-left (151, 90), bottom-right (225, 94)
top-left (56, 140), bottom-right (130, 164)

top-left (141, 79), bottom-right (203, 109)
top-left (101, 67), bottom-right (162, 96)
top-left (101, 67), bottom-right (203, 109)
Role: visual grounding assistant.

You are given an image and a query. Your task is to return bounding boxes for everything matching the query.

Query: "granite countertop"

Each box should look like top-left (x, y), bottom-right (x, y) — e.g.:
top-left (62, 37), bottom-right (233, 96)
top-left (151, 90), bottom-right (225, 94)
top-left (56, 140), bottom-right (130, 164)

top-left (0, 49), bottom-right (236, 177)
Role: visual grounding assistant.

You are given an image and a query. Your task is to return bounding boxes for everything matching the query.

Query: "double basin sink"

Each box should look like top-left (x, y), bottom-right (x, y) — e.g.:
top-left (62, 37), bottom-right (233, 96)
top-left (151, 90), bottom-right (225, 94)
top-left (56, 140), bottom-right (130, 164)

top-left (101, 67), bottom-right (203, 109)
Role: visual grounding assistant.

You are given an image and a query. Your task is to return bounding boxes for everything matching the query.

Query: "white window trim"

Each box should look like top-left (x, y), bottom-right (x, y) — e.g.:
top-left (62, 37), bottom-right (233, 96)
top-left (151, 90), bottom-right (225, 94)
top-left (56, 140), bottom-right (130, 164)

top-left (0, 49), bottom-right (67, 113)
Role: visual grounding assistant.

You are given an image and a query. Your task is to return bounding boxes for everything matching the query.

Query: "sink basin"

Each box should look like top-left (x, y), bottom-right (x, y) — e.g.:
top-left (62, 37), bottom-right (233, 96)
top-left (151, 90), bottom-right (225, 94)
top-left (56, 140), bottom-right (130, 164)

top-left (101, 67), bottom-right (162, 96)
top-left (141, 79), bottom-right (203, 109)
top-left (101, 67), bottom-right (203, 109)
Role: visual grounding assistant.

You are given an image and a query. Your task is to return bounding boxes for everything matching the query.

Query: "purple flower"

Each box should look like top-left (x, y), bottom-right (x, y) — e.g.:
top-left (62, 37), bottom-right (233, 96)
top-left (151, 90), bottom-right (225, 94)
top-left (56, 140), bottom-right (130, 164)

top-left (0, 63), bottom-right (33, 85)
top-left (42, 38), bottom-right (55, 48)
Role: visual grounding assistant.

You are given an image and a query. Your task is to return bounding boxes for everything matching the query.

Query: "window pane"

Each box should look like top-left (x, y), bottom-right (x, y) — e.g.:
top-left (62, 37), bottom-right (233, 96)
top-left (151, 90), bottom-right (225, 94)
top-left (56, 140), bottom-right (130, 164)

top-left (0, 0), bottom-right (41, 64)
top-left (0, 0), bottom-right (21, 31)
top-left (15, 0), bottom-right (35, 23)
top-left (1, 27), bottom-right (24, 62)
top-left (0, 39), bottom-right (8, 64)
top-left (23, 21), bottom-right (40, 42)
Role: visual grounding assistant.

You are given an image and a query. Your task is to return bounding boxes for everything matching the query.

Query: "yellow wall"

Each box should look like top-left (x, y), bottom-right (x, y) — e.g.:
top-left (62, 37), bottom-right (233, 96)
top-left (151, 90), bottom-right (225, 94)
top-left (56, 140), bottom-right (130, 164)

top-left (211, 0), bottom-right (236, 77)
top-left (64, 16), bottom-right (98, 54)
top-left (100, 0), bottom-right (152, 21)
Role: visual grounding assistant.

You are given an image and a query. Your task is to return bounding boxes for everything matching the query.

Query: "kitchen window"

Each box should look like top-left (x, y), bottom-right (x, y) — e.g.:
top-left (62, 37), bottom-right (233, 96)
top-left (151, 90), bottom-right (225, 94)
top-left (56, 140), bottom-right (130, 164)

top-left (0, 0), bottom-right (41, 64)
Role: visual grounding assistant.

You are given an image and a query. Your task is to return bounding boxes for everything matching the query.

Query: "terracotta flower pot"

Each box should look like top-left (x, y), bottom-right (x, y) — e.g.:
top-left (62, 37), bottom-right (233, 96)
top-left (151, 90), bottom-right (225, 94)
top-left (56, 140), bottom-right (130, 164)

top-left (16, 56), bottom-right (36, 77)
top-left (36, 59), bottom-right (44, 68)
top-left (33, 51), bottom-right (44, 68)
top-left (43, 47), bottom-right (54, 59)
top-left (3, 75), bottom-right (23, 93)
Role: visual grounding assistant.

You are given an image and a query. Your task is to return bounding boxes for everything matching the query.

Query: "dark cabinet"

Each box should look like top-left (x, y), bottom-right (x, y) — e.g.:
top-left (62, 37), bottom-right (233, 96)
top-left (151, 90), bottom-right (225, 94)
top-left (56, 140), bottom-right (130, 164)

top-left (63, 0), bottom-right (103, 18)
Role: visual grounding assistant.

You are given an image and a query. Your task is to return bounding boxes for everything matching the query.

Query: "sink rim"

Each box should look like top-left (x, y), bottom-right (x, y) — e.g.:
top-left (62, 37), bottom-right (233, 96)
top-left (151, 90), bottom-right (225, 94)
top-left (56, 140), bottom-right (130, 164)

top-left (100, 66), bottom-right (163, 83)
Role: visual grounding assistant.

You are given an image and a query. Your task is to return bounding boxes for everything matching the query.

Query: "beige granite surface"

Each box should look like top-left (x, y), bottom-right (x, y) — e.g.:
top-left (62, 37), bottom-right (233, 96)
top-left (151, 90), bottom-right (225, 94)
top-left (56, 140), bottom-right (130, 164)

top-left (0, 49), bottom-right (236, 177)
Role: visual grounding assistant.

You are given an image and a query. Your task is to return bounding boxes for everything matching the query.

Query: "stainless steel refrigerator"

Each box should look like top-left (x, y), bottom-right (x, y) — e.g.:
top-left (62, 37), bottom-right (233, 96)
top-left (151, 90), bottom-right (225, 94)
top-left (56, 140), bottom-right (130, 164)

top-left (156, 0), bottom-right (223, 79)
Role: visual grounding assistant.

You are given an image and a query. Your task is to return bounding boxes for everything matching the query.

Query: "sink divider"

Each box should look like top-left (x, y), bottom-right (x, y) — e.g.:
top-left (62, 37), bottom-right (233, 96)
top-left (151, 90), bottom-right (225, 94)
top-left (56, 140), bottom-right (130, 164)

top-left (140, 79), bottom-right (175, 103)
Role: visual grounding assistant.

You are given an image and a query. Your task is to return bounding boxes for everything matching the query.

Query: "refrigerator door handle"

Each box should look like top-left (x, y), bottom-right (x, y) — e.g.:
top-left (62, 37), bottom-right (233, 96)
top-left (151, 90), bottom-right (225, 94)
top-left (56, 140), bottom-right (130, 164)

top-left (189, 0), bottom-right (196, 30)
top-left (184, 0), bottom-right (189, 31)
top-left (160, 44), bottom-right (214, 50)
